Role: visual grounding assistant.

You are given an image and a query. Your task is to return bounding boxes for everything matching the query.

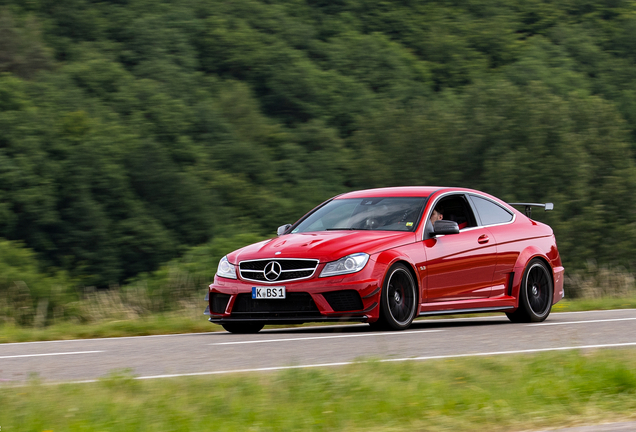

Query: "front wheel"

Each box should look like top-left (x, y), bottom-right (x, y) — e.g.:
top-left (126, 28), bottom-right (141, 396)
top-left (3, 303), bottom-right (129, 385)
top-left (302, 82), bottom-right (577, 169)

top-left (221, 322), bottom-right (265, 334)
top-left (371, 263), bottom-right (418, 330)
top-left (506, 258), bottom-right (553, 323)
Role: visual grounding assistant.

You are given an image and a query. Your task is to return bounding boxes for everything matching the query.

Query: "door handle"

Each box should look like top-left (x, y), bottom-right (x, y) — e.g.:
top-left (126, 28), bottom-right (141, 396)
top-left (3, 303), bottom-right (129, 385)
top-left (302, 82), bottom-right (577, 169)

top-left (478, 234), bottom-right (489, 244)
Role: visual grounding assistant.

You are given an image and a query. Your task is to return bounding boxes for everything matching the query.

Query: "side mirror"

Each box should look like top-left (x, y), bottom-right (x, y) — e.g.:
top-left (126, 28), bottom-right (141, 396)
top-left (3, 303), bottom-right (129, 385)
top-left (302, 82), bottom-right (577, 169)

top-left (433, 220), bottom-right (460, 236)
top-left (277, 224), bottom-right (292, 236)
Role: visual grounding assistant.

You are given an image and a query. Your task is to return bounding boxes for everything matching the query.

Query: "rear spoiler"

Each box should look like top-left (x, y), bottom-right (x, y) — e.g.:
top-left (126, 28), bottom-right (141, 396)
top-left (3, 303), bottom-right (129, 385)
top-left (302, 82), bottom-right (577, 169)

top-left (509, 202), bottom-right (554, 218)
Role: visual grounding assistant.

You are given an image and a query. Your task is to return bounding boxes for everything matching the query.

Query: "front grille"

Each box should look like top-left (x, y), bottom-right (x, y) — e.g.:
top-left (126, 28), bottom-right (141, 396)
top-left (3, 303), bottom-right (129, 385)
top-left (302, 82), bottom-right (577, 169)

top-left (239, 259), bottom-right (319, 283)
top-left (210, 293), bottom-right (231, 314)
top-left (322, 290), bottom-right (364, 312)
top-left (231, 292), bottom-right (320, 317)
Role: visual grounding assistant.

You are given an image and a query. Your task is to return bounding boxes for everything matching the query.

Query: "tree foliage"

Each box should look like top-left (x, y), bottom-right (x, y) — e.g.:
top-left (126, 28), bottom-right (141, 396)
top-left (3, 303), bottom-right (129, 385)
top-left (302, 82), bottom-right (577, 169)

top-left (1, 0), bottom-right (636, 288)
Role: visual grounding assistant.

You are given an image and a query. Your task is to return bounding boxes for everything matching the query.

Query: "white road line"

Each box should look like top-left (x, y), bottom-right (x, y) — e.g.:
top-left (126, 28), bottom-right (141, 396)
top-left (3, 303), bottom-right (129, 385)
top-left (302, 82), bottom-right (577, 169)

top-left (262, 308), bottom-right (636, 330)
top-left (0, 332), bottom-right (219, 346)
top-left (2, 308), bottom-right (636, 347)
top-left (553, 308), bottom-right (636, 315)
top-left (13, 341), bottom-right (636, 386)
top-left (387, 342), bottom-right (636, 361)
top-left (124, 341), bottom-right (636, 381)
top-left (529, 317), bottom-right (636, 326)
top-left (210, 329), bottom-right (443, 346)
top-left (135, 362), bottom-right (354, 380)
top-left (0, 351), bottom-right (103, 359)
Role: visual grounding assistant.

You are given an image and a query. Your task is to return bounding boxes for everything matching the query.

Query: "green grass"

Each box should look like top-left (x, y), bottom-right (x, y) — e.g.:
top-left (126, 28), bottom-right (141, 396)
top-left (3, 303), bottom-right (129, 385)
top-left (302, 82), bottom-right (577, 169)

top-left (551, 296), bottom-right (636, 312)
top-left (0, 313), bottom-right (213, 343)
top-left (1, 350), bottom-right (635, 431)
top-left (1, 296), bottom-right (635, 344)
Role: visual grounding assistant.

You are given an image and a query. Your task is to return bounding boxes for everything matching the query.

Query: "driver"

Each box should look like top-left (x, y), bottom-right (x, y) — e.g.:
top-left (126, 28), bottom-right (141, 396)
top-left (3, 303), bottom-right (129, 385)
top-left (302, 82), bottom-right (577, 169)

top-left (429, 204), bottom-right (444, 225)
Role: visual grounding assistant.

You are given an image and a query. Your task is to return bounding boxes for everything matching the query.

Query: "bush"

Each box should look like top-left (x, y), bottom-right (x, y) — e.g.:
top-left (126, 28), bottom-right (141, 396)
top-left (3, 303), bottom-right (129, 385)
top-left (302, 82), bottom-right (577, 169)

top-left (0, 232), bottom-right (266, 326)
top-left (564, 260), bottom-right (636, 299)
top-left (0, 239), bottom-right (77, 326)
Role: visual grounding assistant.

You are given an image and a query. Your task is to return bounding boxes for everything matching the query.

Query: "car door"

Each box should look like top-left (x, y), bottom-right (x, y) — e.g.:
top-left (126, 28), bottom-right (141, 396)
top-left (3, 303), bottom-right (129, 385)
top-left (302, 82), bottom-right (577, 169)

top-left (422, 193), bottom-right (498, 302)
top-left (467, 194), bottom-right (516, 298)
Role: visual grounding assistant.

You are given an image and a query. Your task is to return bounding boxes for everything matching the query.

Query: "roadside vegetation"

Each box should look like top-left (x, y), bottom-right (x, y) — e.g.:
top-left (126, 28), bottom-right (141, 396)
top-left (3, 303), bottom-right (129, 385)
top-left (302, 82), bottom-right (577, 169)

top-left (1, 350), bottom-right (635, 431)
top-left (2, 295), bottom-right (636, 343)
top-left (1, 254), bottom-right (634, 342)
top-left (1, 229), bottom-right (635, 343)
top-left (2, 0), bottom-right (636, 340)
top-left (0, 232), bottom-right (264, 341)
top-left (2, 0), bottom-right (636, 288)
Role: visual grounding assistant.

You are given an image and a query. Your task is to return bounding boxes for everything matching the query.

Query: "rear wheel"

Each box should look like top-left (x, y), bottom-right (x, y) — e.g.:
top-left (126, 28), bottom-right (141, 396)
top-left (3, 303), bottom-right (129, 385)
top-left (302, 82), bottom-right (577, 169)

top-left (221, 322), bottom-right (265, 334)
top-left (506, 259), bottom-right (553, 323)
top-left (371, 263), bottom-right (418, 330)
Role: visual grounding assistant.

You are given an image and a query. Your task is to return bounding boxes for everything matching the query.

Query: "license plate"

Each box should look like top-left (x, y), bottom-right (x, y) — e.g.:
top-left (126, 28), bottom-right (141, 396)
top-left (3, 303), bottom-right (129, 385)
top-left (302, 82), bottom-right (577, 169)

top-left (252, 286), bottom-right (286, 299)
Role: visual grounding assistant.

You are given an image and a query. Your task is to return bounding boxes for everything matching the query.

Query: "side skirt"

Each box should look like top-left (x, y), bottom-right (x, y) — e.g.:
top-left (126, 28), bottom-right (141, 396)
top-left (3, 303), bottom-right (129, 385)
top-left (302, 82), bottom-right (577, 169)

top-left (418, 306), bottom-right (514, 317)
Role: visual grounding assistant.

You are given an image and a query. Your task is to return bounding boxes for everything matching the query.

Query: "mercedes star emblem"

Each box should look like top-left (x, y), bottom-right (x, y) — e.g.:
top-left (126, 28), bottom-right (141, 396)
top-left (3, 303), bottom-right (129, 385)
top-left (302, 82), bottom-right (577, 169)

top-left (264, 261), bottom-right (282, 281)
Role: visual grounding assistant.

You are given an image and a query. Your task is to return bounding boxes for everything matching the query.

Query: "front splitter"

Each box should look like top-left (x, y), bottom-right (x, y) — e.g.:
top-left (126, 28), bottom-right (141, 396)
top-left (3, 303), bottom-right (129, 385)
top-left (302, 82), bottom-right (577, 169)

top-left (208, 316), bottom-right (368, 324)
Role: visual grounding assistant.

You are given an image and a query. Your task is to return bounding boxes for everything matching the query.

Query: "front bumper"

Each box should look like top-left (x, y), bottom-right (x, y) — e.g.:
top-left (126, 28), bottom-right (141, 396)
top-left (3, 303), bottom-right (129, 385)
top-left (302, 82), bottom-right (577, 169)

top-left (205, 269), bottom-right (382, 324)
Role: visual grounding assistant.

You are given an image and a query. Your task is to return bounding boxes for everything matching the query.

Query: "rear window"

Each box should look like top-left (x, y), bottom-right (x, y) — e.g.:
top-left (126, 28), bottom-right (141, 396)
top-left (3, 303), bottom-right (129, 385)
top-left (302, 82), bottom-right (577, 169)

top-left (470, 195), bottom-right (513, 226)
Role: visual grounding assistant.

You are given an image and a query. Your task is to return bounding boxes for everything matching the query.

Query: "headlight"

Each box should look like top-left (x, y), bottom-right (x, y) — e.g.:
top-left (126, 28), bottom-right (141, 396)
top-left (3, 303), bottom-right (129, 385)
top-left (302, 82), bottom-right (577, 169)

top-left (216, 256), bottom-right (237, 279)
top-left (320, 253), bottom-right (369, 277)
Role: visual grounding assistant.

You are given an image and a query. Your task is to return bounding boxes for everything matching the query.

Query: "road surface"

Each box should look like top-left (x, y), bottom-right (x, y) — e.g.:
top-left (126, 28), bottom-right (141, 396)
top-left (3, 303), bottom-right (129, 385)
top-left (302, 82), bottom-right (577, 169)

top-left (1, 309), bottom-right (635, 384)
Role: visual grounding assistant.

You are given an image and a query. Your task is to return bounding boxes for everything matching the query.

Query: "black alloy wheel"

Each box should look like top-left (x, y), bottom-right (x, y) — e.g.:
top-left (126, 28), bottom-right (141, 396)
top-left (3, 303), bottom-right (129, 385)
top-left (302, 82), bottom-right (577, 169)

top-left (221, 322), bottom-right (265, 334)
top-left (371, 263), bottom-right (418, 330)
top-left (506, 258), bottom-right (553, 323)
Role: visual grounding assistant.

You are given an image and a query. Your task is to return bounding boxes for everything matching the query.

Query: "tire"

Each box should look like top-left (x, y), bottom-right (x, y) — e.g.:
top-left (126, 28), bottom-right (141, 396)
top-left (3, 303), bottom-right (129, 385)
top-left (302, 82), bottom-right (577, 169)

top-left (221, 322), bottom-right (265, 334)
top-left (506, 258), bottom-right (553, 323)
top-left (371, 263), bottom-right (418, 330)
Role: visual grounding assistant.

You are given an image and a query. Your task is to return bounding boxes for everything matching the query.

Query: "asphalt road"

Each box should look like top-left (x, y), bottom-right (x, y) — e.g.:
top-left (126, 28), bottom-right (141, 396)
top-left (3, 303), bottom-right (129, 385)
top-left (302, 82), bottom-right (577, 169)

top-left (1, 309), bottom-right (636, 384)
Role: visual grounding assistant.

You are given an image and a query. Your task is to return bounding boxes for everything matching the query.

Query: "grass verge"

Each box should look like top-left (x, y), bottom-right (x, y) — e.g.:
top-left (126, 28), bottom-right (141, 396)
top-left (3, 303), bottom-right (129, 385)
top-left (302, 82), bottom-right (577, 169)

top-left (1, 296), bottom-right (635, 344)
top-left (1, 350), bottom-right (635, 431)
top-left (0, 312), bottom-right (213, 343)
top-left (551, 296), bottom-right (636, 312)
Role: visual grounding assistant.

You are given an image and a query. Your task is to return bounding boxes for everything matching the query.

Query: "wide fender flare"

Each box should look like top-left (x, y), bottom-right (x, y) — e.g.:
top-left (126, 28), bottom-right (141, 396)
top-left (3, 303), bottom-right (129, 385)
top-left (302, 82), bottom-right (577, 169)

top-left (510, 245), bottom-right (553, 304)
top-left (373, 248), bottom-right (422, 301)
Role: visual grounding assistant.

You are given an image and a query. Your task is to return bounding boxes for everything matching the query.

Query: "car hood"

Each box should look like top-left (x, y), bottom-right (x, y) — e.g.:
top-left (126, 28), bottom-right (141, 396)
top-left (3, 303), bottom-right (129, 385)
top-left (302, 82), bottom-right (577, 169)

top-left (228, 230), bottom-right (418, 263)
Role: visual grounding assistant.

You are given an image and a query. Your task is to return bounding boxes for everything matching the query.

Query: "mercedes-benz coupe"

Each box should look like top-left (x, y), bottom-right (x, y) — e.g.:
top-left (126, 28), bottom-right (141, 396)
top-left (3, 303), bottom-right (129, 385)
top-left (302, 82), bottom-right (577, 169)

top-left (205, 187), bottom-right (564, 333)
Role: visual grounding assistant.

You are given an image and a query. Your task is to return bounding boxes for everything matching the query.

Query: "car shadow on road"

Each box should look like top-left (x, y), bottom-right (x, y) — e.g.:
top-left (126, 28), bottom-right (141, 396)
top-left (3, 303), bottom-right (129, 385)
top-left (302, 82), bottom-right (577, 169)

top-left (208, 316), bottom-right (513, 336)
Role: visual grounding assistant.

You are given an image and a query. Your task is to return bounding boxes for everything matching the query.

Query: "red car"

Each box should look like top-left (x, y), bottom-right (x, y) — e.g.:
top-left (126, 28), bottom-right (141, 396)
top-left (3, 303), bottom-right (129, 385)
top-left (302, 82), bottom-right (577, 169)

top-left (206, 187), bottom-right (565, 333)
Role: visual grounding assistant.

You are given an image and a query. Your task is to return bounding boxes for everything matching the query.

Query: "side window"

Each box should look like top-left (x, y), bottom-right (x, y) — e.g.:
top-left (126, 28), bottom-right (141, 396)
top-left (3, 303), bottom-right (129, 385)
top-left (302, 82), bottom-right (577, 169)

top-left (435, 194), bottom-right (478, 229)
top-left (470, 195), bottom-right (513, 226)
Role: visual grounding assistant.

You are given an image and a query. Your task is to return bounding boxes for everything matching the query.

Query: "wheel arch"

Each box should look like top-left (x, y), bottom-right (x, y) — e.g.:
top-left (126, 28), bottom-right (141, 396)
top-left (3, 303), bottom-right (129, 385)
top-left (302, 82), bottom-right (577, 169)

top-left (510, 247), bottom-right (554, 307)
top-left (374, 258), bottom-right (420, 330)
top-left (374, 250), bottom-right (422, 306)
top-left (393, 259), bottom-right (419, 302)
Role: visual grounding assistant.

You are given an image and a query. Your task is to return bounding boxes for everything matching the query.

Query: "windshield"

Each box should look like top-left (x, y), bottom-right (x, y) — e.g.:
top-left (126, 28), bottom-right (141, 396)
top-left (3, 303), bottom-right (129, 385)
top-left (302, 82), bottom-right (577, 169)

top-left (292, 197), bottom-right (427, 233)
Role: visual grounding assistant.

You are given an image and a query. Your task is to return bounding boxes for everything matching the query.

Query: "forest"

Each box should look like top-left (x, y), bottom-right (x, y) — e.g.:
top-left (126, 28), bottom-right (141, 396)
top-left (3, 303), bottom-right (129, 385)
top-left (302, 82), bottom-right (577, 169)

top-left (2, 0), bottom-right (636, 324)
